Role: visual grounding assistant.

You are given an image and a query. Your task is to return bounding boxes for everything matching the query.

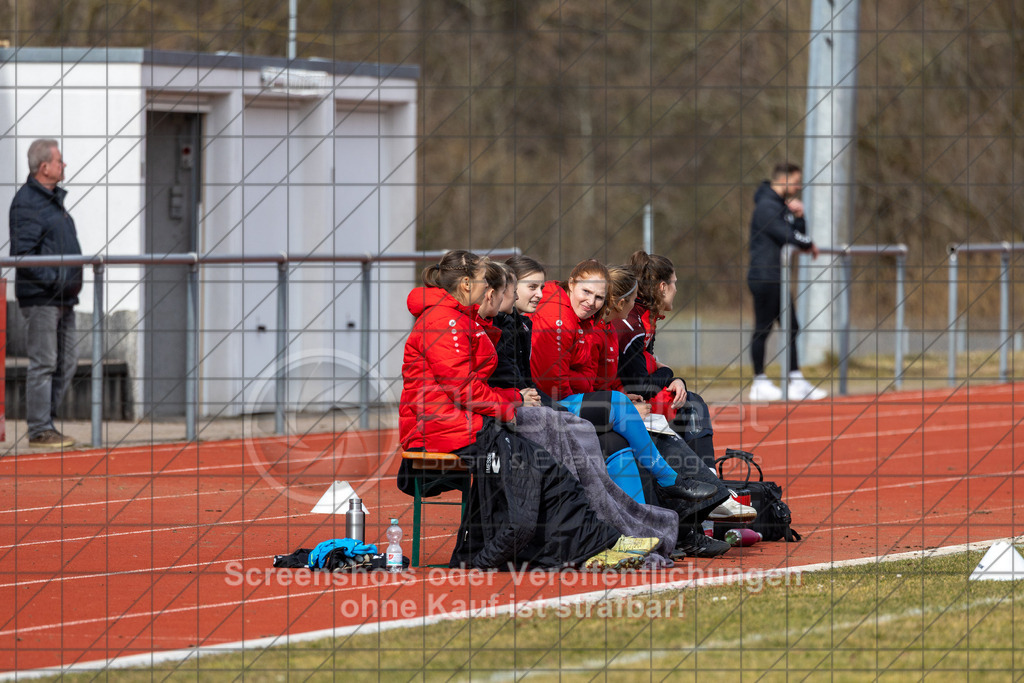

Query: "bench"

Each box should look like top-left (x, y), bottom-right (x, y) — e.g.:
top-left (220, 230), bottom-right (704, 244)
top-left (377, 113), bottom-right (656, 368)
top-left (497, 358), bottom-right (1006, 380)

top-left (401, 451), bottom-right (470, 567)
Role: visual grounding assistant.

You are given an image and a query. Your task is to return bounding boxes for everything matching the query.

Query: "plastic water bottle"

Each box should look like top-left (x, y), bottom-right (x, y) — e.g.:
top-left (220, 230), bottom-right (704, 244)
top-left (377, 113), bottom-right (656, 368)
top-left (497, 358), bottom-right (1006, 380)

top-left (725, 528), bottom-right (762, 547)
top-left (385, 518), bottom-right (404, 572)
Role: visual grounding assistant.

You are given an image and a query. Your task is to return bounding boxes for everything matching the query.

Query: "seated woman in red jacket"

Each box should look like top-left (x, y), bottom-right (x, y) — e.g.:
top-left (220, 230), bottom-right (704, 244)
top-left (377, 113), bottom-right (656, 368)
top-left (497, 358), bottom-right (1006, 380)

top-left (528, 260), bottom-right (718, 510)
top-left (400, 252), bottom-right (528, 455)
top-left (597, 265), bottom-right (735, 556)
top-left (399, 250), bottom-right (659, 569)
top-left (493, 257), bottom-right (728, 557)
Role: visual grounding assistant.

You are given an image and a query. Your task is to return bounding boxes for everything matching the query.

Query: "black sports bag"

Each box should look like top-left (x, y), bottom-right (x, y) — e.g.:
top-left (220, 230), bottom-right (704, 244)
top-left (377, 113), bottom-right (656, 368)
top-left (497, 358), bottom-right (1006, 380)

top-left (713, 448), bottom-right (801, 542)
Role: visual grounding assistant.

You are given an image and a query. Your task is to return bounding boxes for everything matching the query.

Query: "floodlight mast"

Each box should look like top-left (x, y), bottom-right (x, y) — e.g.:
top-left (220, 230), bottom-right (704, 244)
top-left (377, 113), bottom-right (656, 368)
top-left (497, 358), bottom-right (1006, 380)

top-left (288, 0), bottom-right (297, 60)
top-left (799, 0), bottom-right (862, 366)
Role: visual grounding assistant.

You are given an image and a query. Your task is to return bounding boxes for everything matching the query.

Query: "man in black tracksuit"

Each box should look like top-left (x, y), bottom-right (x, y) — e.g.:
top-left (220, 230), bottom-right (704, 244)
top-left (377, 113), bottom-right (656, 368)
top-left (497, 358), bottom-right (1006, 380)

top-left (747, 162), bottom-right (825, 402)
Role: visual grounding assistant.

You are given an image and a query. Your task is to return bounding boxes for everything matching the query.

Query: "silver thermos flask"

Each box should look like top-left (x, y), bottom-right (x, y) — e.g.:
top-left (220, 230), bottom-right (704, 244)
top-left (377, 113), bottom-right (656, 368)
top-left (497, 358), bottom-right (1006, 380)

top-left (345, 498), bottom-right (365, 543)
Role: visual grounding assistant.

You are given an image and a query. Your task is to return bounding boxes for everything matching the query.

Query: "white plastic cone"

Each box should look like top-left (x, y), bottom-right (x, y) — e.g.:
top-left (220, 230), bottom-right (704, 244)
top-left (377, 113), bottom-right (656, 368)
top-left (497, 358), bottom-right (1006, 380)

top-left (311, 480), bottom-right (369, 515)
top-left (969, 541), bottom-right (1024, 581)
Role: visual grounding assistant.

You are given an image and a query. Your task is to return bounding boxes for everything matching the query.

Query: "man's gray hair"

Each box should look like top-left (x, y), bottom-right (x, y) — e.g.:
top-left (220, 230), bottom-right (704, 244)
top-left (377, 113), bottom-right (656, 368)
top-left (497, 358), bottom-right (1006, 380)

top-left (27, 139), bottom-right (59, 175)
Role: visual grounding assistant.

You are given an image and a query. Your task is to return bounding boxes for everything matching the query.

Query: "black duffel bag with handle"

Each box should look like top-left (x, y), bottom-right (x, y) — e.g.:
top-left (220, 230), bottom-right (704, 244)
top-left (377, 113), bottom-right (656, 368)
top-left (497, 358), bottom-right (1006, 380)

top-left (713, 448), bottom-right (801, 542)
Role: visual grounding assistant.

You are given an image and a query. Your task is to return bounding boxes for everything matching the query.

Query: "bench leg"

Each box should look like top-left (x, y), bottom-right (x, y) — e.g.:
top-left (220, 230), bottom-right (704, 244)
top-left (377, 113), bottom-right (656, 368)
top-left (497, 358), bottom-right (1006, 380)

top-left (412, 477), bottom-right (423, 567)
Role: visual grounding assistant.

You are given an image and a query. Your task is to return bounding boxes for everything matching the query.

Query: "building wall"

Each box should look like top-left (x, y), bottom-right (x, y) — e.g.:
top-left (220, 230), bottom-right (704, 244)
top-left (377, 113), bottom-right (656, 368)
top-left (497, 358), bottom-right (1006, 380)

top-left (2, 52), bottom-right (417, 419)
top-left (0, 59), bottom-right (146, 320)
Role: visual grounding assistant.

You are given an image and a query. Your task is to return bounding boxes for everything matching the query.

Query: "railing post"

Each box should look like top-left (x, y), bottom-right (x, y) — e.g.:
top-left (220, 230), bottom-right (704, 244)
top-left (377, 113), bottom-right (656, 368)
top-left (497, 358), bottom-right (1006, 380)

top-left (999, 246), bottom-right (1010, 382)
top-left (894, 252), bottom-right (906, 389)
top-left (693, 314), bottom-right (701, 383)
top-left (780, 247), bottom-right (791, 400)
top-left (947, 250), bottom-right (958, 387)
top-left (185, 258), bottom-right (199, 441)
top-left (276, 259), bottom-right (288, 435)
top-left (91, 263), bottom-right (104, 448)
top-left (838, 251), bottom-right (851, 396)
top-left (643, 202), bottom-right (653, 254)
top-left (359, 259), bottom-right (371, 430)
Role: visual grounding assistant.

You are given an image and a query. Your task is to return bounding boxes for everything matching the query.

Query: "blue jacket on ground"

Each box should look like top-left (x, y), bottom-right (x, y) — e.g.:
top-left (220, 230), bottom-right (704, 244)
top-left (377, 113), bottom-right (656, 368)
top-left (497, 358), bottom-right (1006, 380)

top-left (9, 175), bottom-right (83, 307)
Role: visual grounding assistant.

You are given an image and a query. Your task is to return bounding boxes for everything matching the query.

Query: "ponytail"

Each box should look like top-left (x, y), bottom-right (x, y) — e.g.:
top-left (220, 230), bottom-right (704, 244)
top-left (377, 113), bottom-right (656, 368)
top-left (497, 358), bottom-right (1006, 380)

top-left (627, 250), bottom-right (674, 318)
top-left (421, 250), bottom-right (486, 293)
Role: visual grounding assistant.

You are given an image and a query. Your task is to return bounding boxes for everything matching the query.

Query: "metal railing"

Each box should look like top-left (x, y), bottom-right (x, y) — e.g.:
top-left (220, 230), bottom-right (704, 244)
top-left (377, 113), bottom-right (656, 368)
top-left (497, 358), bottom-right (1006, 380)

top-left (946, 242), bottom-right (1024, 385)
top-left (781, 243), bottom-right (909, 398)
top-left (1, 249), bottom-right (519, 448)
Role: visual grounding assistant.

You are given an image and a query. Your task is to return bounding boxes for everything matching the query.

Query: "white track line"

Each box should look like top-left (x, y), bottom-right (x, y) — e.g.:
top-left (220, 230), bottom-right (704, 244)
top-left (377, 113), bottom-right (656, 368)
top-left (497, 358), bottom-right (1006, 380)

top-left (2, 536), bottom-right (1018, 681)
top-left (4, 429), bottom-right (1016, 517)
top-left (0, 429), bottom-right (401, 464)
top-left (817, 501), bottom-right (1023, 535)
top-left (0, 527), bottom-right (461, 590)
top-left (4, 412), bottom-right (1016, 491)
top-left (789, 468), bottom-right (1022, 501)
top-left (0, 494), bottom-right (424, 551)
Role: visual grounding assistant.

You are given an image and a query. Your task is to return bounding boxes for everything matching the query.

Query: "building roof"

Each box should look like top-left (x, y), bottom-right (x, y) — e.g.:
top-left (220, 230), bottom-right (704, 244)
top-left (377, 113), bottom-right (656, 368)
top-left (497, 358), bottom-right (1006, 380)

top-left (0, 47), bottom-right (419, 81)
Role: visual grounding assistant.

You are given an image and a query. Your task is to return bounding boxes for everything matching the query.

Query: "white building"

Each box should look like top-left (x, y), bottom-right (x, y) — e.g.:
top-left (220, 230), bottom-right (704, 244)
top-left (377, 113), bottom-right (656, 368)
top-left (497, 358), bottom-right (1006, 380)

top-left (0, 48), bottom-right (418, 419)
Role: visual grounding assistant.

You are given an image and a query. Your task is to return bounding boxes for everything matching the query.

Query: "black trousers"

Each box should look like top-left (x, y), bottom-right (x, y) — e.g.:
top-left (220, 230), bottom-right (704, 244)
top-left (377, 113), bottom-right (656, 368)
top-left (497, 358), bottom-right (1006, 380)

top-left (670, 391), bottom-right (715, 469)
top-left (748, 279), bottom-right (799, 376)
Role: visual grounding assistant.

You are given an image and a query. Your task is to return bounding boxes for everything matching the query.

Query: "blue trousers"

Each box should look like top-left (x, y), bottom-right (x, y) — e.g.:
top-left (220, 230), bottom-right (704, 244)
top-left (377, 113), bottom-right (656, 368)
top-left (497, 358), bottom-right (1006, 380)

top-left (560, 391), bottom-right (678, 488)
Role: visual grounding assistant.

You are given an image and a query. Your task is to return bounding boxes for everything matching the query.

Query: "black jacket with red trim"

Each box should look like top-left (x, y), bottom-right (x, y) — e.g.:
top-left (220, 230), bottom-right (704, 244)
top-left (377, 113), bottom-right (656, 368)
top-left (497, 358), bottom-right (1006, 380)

top-left (613, 302), bottom-right (675, 399)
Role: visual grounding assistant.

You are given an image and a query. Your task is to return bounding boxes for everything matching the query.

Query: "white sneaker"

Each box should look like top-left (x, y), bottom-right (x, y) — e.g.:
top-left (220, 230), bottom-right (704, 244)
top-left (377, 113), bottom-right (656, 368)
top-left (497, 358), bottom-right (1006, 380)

top-left (749, 375), bottom-right (783, 402)
top-left (787, 376), bottom-right (827, 401)
top-left (708, 496), bottom-right (758, 522)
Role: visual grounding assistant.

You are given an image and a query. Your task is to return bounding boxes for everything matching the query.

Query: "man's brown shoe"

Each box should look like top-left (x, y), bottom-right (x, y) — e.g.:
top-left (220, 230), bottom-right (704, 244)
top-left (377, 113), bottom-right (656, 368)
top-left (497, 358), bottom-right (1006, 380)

top-left (28, 430), bottom-right (75, 449)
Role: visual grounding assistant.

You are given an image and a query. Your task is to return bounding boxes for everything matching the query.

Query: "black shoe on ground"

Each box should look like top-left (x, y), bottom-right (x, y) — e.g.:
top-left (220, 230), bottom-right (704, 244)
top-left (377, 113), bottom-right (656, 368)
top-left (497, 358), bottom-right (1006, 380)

top-left (656, 478), bottom-right (719, 503)
top-left (672, 529), bottom-right (731, 559)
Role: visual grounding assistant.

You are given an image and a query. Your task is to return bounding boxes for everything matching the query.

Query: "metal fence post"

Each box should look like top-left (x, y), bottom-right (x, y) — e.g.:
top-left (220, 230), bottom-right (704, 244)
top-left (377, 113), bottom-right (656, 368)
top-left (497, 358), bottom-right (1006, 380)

top-left (947, 250), bottom-right (958, 386)
top-left (780, 247), bottom-right (791, 400)
top-left (999, 246), bottom-right (1010, 382)
top-left (276, 259), bottom-right (289, 435)
top-left (359, 259), bottom-right (371, 430)
top-left (91, 263), bottom-right (104, 448)
top-left (185, 258), bottom-right (199, 441)
top-left (838, 251), bottom-right (852, 396)
top-left (894, 253), bottom-right (906, 389)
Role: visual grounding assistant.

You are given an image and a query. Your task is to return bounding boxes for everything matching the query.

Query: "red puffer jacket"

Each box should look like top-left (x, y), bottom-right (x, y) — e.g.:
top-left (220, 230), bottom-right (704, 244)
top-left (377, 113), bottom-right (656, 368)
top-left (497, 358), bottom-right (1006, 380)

top-left (399, 287), bottom-right (521, 452)
top-left (529, 281), bottom-right (596, 400)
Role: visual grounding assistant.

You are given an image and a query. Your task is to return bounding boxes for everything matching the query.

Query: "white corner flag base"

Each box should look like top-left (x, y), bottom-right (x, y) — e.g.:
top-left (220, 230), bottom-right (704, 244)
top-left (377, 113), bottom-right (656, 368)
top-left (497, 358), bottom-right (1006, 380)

top-left (969, 541), bottom-right (1024, 581)
top-left (311, 480), bottom-right (369, 515)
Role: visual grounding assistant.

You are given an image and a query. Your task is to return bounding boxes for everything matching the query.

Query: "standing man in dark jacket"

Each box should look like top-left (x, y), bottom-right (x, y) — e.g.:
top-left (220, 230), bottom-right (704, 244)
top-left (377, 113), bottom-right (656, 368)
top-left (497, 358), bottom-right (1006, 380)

top-left (9, 139), bottom-right (83, 448)
top-left (747, 162), bottom-right (826, 402)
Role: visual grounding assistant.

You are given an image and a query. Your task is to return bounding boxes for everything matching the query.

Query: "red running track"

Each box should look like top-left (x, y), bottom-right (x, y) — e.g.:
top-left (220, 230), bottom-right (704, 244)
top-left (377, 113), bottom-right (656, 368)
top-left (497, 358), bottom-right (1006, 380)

top-left (1, 383), bottom-right (1022, 675)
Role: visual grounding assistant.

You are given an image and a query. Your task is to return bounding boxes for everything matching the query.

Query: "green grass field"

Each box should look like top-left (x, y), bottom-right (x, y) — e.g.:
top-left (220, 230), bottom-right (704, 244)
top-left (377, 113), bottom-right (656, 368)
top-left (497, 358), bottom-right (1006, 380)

top-left (53, 547), bottom-right (1024, 681)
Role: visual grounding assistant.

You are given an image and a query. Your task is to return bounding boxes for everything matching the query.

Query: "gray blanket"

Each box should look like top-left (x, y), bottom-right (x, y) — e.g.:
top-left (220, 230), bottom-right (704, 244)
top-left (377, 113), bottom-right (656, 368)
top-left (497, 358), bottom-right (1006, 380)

top-left (515, 406), bottom-right (678, 564)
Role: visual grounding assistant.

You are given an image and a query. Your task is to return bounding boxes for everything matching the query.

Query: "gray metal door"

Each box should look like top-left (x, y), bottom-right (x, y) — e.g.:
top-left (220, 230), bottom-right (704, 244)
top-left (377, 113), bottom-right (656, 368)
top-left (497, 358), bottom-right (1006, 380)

top-left (143, 111), bottom-right (200, 418)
